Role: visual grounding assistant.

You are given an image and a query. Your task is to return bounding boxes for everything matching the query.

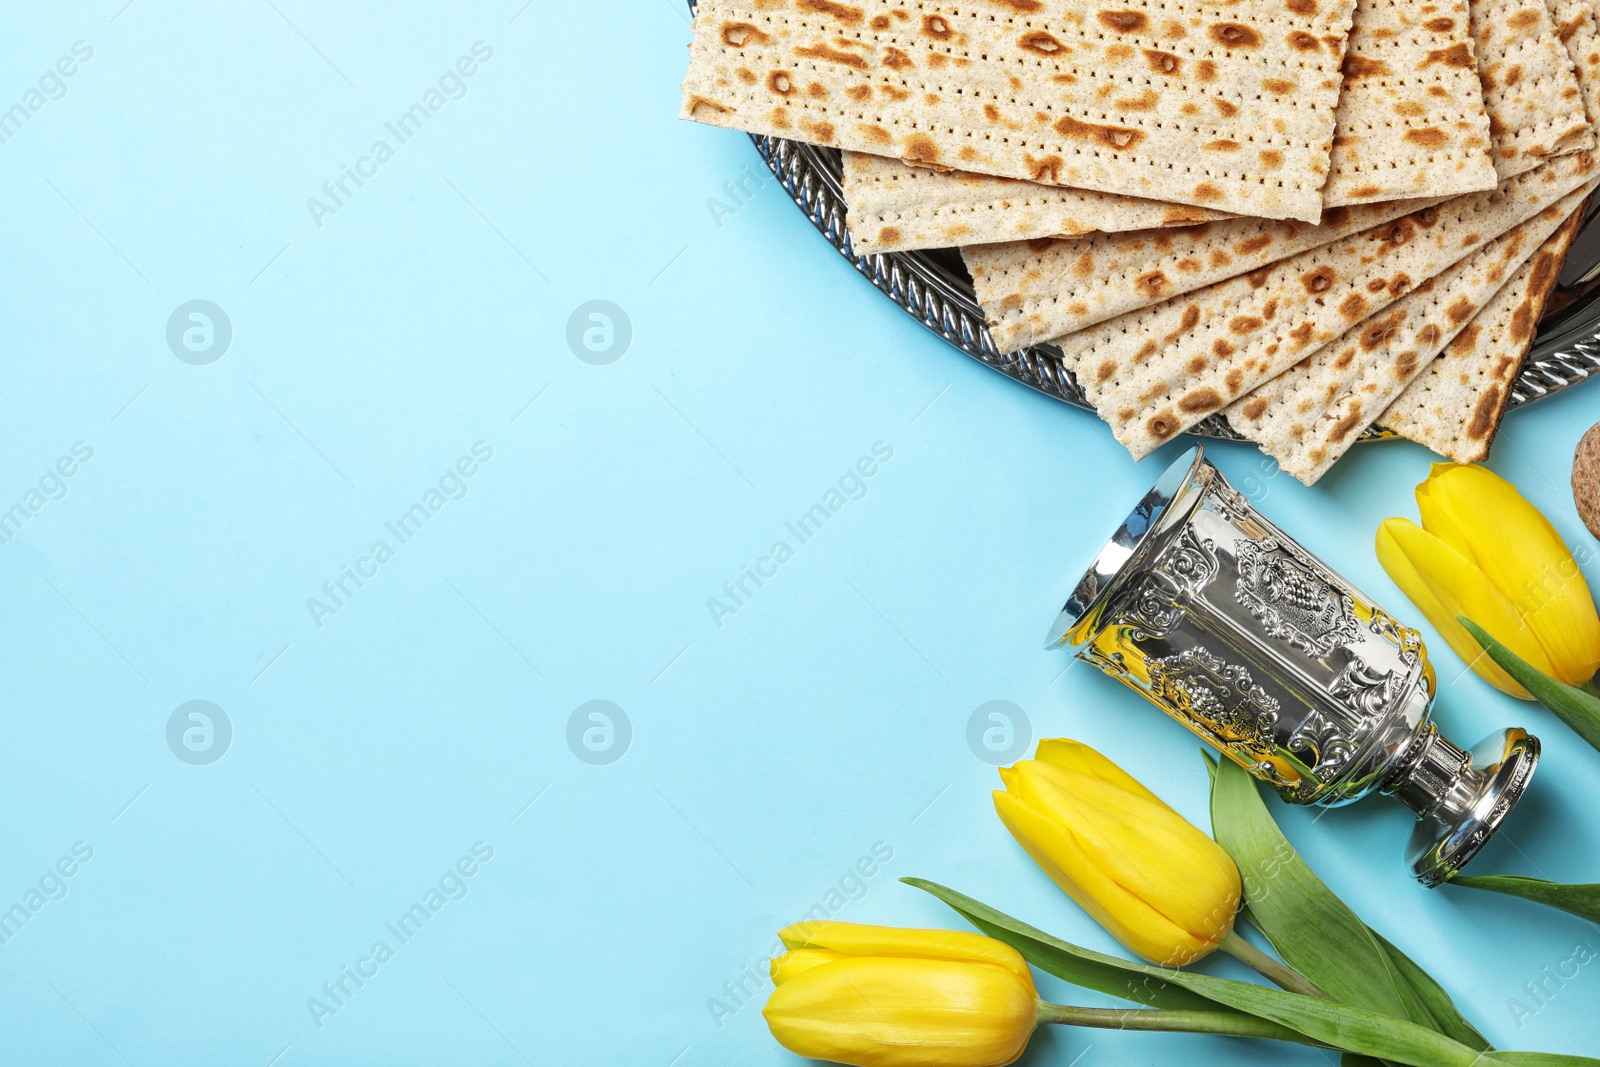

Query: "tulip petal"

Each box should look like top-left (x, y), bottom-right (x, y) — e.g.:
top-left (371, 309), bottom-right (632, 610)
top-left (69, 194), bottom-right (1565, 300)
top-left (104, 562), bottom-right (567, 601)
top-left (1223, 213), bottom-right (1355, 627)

top-left (1031, 738), bottom-right (1164, 806)
top-left (1375, 518), bottom-right (1554, 697)
top-left (770, 948), bottom-right (844, 985)
top-left (763, 956), bottom-right (1037, 1067)
top-left (777, 922), bottom-right (1034, 988)
top-left (1413, 464), bottom-right (1477, 558)
top-left (1417, 464), bottom-right (1600, 685)
top-left (1006, 763), bottom-right (1241, 950)
top-left (993, 788), bottom-right (1220, 966)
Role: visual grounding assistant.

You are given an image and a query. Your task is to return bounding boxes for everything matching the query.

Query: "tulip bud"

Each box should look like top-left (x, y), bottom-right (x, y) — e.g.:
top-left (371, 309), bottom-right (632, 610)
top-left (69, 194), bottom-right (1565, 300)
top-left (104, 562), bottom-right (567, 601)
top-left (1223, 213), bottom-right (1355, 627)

top-left (763, 922), bottom-right (1038, 1067)
top-left (1376, 463), bottom-right (1600, 694)
top-left (993, 739), bottom-right (1240, 967)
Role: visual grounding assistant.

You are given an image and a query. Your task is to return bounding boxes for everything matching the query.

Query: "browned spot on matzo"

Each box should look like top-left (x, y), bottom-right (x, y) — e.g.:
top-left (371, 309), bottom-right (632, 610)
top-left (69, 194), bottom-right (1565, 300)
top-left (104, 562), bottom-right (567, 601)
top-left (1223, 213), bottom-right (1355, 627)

top-left (1421, 42), bottom-right (1474, 67)
top-left (1450, 322), bottom-right (1482, 355)
top-left (1210, 23), bottom-right (1263, 47)
top-left (1098, 10), bottom-right (1148, 32)
top-left (1302, 266), bottom-right (1337, 293)
top-left (1144, 48), bottom-right (1180, 73)
top-left (1019, 30), bottom-right (1067, 54)
top-left (797, 0), bottom-right (864, 21)
top-left (903, 134), bottom-right (940, 164)
top-left (1146, 411), bottom-right (1179, 439)
top-left (721, 22), bottom-right (771, 46)
top-left (1054, 115), bottom-right (1144, 150)
top-left (1136, 271), bottom-right (1170, 297)
top-left (1360, 310), bottom-right (1405, 350)
top-left (686, 95), bottom-right (733, 117)
top-left (794, 43), bottom-right (868, 68)
top-left (1024, 153), bottom-right (1064, 181)
top-left (1179, 388), bottom-right (1225, 412)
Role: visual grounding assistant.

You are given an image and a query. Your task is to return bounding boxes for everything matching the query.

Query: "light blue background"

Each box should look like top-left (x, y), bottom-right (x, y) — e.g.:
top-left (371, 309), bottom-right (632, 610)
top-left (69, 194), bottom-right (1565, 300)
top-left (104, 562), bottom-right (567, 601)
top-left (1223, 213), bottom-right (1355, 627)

top-left (2, 3), bottom-right (1598, 1064)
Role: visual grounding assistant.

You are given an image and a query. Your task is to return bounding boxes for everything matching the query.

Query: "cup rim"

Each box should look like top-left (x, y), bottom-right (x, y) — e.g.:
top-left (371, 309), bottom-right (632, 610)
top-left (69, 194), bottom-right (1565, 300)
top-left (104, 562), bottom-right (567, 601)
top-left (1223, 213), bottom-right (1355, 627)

top-left (1042, 445), bottom-right (1208, 651)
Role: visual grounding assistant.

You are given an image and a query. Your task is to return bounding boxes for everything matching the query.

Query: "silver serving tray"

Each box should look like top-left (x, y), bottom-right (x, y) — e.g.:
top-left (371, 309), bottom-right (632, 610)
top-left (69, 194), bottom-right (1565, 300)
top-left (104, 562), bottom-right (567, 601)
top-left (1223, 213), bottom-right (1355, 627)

top-left (747, 135), bottom-right (1600, 441)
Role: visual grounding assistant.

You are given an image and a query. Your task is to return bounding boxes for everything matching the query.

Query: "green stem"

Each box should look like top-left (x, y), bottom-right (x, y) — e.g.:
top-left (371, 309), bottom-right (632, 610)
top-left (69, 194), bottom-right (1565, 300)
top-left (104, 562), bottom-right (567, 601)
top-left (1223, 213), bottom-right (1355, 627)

top-left (1035, 1001), bottom-right (1327, 1047)
top-left (1218, 929), bottom-right (1332, 1000)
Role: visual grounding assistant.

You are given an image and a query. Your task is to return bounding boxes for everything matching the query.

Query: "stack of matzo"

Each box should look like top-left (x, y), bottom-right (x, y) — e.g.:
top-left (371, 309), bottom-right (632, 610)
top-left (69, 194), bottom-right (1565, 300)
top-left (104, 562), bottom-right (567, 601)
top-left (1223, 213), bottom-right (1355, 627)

top-left (680, 0), bottom-right (1599, 482)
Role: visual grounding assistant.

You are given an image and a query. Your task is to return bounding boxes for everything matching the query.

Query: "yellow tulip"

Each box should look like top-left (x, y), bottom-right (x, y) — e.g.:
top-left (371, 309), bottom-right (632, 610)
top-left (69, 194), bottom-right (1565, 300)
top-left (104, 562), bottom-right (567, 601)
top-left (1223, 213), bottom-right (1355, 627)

top-left (993, 739), bottom-right (1240, 967)
top-left (1375, 463), bottom-right (1600, 695)
top-left (763, 922), bottom-right (1038, 1067)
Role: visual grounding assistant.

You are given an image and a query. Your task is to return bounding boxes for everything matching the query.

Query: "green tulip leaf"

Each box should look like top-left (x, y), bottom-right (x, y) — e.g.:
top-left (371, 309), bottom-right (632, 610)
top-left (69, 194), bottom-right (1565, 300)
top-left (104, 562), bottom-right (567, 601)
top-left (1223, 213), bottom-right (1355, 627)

top-left (901, 876), bottom-right (1225, 1015)
top-left (1210, 756), bottom-right (1410, 1018)
top-left (1450, 874), bottom-right (1600, 924)
top-left (1459, 616), bottom-right (1600, 753)
top-left (905, 878), bottom-right (1577, 1067)
top-left (1370, 930), bottom-right (1489, 1050)
top-left (1210, 756), bottom-right (1489, 1049)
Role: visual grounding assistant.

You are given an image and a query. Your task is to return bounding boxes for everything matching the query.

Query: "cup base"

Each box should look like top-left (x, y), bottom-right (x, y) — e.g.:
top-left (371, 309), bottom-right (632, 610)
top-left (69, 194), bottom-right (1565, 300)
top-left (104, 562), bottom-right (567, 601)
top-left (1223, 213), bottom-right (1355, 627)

top-left (1406, 728), bottom-right (1540, 887)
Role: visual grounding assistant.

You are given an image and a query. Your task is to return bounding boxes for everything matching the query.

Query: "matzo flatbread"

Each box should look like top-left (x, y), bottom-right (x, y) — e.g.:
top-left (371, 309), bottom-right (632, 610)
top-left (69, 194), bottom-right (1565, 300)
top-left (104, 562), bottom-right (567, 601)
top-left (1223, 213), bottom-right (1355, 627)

top-left (681, 0), bottom-right (1354, 221)
top-left (1381, 199), bottom-right (1587, 460)
top-left (1551, 0), bottom-right (1600, 125)
top-left (968, 199), bottom-right (1436, 351)
top-left (840, 151), bottom-right (1230, 255)
top-left (1054, 152), bottom-right (1595, 459)
top-left (1223, 185), bottom-right (1591, 482)
top-left (844, 0), bottom-right (1489, 253)
top-left (1323, 0), bottom-right (1495, 206)
top-left (1476, 0), bottom-right (1594, 176)
top-left (1214, 0), bottom-right (1600, 483)
top-left (965, 0), bottom-right (1583, 349)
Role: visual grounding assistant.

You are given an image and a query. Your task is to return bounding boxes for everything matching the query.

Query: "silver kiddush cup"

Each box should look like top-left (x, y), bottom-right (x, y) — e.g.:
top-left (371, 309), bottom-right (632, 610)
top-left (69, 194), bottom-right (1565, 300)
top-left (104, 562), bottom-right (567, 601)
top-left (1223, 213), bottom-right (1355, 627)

top-left (1045, 446), bottom-right (1539, 886)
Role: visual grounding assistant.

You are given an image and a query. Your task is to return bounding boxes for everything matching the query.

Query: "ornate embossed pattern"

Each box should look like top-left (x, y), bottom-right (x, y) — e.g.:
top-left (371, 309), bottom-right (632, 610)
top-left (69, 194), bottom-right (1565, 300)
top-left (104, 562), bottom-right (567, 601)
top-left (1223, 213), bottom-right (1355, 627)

top-left (1148, 647), bottom-right (1281, 761)
top-left (1234, 537), bottom-right (1360, 657)
top-left (1368, 608), bottom-right (1428, 670)
top-left (1125, 526), bottom-right (1219, 639)
top-left (1286, 658), bottom-right (1399, 777)
top-left (1205, 478), bottom-right (1257, 525)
